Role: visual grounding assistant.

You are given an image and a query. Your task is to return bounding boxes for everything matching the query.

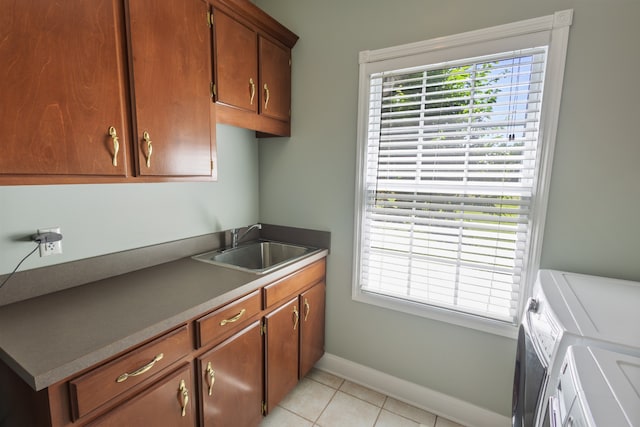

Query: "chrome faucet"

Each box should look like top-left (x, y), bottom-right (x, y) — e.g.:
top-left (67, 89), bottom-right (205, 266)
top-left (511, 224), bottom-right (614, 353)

top-left (230, 223), bottom-right (262, 248)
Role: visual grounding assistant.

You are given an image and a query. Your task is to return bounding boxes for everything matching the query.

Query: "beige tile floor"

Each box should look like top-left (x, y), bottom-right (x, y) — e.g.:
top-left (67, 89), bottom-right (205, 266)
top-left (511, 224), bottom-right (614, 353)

top-left (260, 369), bottom-right (466, 427)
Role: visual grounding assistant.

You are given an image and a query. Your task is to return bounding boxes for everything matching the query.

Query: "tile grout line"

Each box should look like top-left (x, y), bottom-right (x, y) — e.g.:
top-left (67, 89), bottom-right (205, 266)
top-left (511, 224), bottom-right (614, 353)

top-left (371, 395), bottom-right (389, 427)
top-left (309, 373), bottom-right (442, 427)
top-left (312, 381), bottom-right (340, 426)
top-left (310, 375), bottom-right (392, 427)
top-left (311, 376), bottom-right (390, 410)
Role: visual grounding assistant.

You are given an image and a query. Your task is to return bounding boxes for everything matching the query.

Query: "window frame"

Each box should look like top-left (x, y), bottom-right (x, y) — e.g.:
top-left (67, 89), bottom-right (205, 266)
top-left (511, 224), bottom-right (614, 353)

top-left (352, 10), bottom-right (573, 338)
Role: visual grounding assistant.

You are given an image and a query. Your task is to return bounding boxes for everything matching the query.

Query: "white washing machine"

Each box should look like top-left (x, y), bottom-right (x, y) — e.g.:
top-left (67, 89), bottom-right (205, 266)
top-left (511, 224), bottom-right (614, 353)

top-left (512, 270), bottom-right (640, 427)
top-left (549, 345), bottom-right (640, 426)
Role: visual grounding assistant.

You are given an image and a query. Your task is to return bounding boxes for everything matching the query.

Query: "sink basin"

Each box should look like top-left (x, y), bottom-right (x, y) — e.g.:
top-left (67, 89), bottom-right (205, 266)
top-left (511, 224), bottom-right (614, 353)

top-left (192, 241), bottom-right (319, 274)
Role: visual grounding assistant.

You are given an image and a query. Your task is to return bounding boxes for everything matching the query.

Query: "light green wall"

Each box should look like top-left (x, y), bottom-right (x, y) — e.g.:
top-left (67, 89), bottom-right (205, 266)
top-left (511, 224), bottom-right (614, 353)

top-left (256, 0), bottom-right (640, 416)
top-left (0, 124), bottom-right (260, 274)
top-left (3, 0), bottom-right (639, 418)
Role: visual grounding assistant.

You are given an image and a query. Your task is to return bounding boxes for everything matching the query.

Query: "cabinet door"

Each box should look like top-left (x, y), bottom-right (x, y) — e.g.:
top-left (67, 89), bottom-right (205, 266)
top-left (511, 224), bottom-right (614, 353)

top-left (87, 364), bottom-right (195, 427)
top-left (199, 321), bottom-right (263, 427)
top-left (213, 10), bottom-right (258, 113)
top-left (0, 0), bottom-right (129, 178)
top-left (299, 281), bottom-right (326, 378)
top-left (259, 37), bottom-right (292, 122)
top-left (265, 297), bottom-right (299, 413)
top-left (128, 0), bottom-right (213, 177)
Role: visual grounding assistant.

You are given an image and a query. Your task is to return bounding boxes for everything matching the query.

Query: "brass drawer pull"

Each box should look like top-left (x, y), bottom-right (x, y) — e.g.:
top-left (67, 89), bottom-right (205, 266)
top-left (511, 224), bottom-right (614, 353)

top-left (179, 379), bottom-right (189, 417)
top-left (304, 298), bottom-right (310, 321)
top-left (108, 126), bottom-right (119, 167)
top-left (205, 362), bottom-right (215, 396)
top-left (143, 131), bottom-right (152, 168)
top-left (263, 83), bottom-right (270, 110)
top-left (115, 353), bottom-right (164, 383)
top-left (249, 78), bottom-right (256, 105)
top-left (220, 308), bottom-right (246, 326)
top-left (293, 306), bottom-right (299, 330)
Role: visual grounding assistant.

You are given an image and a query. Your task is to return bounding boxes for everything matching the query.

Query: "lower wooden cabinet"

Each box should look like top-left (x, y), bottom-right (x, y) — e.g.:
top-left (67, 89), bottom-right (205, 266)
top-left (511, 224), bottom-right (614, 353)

top-left (198, 321), bottom-right (263, 427)
top-left (265, 279), bottom-right (326, 413)
top-left (0, 257), bottom-right (326, 427)
top-left (87, 364), bottom-right (196, 427)
top-left (265, 297), bottom-right (300, 412)
top-left (299, 281), bottom-right (326, 378)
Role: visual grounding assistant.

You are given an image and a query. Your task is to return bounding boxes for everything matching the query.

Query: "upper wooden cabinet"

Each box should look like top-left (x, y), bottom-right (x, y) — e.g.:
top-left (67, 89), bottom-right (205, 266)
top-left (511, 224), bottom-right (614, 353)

top-left (259, 36), bottom-right (292, 122)
top-left (128, 0), bottom-right (215, 178)
top-left (214, 10), bottom-right (259, 114)
top-left (0, 0), bottom-right (216, 185)
top-left (211, 0), bottom-right (298, 137)
top-left (0, 0), bottom-right (131, 179)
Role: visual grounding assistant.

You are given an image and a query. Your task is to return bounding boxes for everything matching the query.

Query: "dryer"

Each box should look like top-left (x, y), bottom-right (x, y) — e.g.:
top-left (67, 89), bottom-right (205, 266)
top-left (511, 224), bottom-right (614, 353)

top-left (549, 345), bottom-right (640, 426)
top-left (512, 270), bottom-right (640, 427)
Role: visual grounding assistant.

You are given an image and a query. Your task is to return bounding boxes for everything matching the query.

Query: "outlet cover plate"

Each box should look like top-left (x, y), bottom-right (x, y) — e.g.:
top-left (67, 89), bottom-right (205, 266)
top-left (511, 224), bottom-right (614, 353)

top-left (38, 227), bottom-right (62, 257)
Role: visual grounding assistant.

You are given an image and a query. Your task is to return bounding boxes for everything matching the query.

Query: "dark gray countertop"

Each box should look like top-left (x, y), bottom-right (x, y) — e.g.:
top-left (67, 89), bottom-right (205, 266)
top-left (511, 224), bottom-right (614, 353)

top-left (0, 249), bottom-right (328, 391)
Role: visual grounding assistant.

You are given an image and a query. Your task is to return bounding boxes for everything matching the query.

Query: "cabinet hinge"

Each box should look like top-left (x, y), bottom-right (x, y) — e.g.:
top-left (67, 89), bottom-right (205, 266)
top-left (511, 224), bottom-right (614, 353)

top-left (261, 401), bottom-right (267, 415)
top-left (210, 82), bottom-right (216, 99)
top-left (206, 11), bottom-right (213, 28)
top-left (260, 321), bottom-right (267, 336)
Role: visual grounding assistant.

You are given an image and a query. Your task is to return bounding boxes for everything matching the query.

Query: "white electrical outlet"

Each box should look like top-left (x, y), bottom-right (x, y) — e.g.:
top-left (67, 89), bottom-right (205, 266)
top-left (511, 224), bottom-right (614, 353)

top-left (38, 227), bottom-right (63, 257)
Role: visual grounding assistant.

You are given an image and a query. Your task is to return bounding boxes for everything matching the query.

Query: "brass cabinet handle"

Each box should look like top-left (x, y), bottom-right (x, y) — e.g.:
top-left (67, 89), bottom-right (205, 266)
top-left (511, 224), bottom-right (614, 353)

top-left (205, 362), bottom-right (215, 396)
top-left (179, 379), bottom-right (189, 417)
top-left (263, 83), bottom-right (270, 110)
top-left (249, 78), bottom-right (256, 105)
top-left (293, 306), bottom-right (299, 330)
top-left (143, 131), bottom-right (152, 168)
top-left (108, 126), bottom-right (119, 167)
top-left (304, 298), bottom-right (310, 322)
top-left (220, 308), bottom-right (246, 326)
top-left (115, 353), bottom-right (164, 383)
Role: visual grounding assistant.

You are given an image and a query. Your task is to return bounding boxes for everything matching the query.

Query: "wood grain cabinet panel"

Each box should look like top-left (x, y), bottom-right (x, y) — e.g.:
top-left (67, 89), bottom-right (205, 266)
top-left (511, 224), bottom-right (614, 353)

top-left (0, 0), bottom-right (216, 184)
top-left (213, 10), bottom-right (259, 114)
top-left (259, 36), bottom-right (291, 122)
top-left (0, 0), bottom-right (130, 178)
top-left (263, 259), bottom-right (326, 308)
top-left (196, 289), bottom-right (262, 348)
top-left (299, 281), bottom-right (326, 378)
top-left (211, 0), bottom-right (298, 137)
top-left (264, 297), bottom-right (299, 413)
top-left (86, 364), bottom-right (196, 427)
top-left (69, 325), bottom-right (191, 420)
top-left (198, 321), bottom-right (263, 427)
top-left (263, 260), bottom-right (326, 413)
top-left (128, 0), bottom-right (214, 178)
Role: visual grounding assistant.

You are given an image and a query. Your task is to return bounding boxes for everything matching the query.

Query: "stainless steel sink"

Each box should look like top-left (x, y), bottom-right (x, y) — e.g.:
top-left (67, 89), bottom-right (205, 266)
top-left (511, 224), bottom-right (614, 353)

top-left (192, 240), bottom-right (319, 274)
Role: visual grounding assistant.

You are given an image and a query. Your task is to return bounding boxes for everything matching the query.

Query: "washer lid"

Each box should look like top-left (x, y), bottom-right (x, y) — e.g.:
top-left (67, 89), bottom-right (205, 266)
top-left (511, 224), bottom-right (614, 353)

top-left (568, 345), bottom-right (640, 426)
top-left (543, 270), bottom-right (640, 351)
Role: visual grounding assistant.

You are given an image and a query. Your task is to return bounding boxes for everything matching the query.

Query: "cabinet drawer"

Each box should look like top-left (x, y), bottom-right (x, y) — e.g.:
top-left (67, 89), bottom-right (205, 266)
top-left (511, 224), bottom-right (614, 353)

top-left (196, 289), bottom-right (262, 348)
top-left (263, 259), bottom-right (326, 308)
top-left (69, 325), bottom-right (191, 420)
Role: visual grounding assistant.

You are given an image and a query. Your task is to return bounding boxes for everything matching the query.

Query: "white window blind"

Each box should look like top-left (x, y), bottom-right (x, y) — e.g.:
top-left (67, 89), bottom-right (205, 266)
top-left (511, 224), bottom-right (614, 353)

top-left (353, 11), bottom-right (572, 333)
top-left (361, 48), bottom-right (546, 324)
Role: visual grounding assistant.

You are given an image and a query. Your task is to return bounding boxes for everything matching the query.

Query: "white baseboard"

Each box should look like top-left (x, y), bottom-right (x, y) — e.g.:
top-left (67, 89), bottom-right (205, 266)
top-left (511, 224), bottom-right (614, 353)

top-left (315, 353), bottom-right (510, 427)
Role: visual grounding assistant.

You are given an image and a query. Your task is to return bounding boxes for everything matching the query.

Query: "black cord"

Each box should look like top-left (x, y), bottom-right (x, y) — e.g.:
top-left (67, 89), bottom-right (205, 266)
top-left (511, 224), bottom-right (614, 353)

top-left (0, 244), bottom-right (40, 290)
